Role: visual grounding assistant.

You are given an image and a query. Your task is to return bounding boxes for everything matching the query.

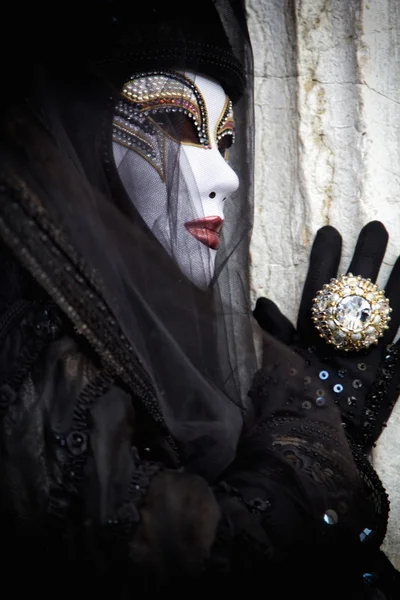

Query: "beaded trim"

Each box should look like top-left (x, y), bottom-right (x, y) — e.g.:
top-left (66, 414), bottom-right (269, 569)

top-left (359, 343), bottom-right (400, 448)
top-left (215, 97), bottom-right (235, 147)
top-left (113, 98), bottom-right (167, 182)
top-left (121, 70), bottom-right (209, 147)
top-left (49, 371), bottom-right (113, 522)
top-left (348, 438), bottom-right (389, 547)
top-left (113, 70), bottom-right (211, 181)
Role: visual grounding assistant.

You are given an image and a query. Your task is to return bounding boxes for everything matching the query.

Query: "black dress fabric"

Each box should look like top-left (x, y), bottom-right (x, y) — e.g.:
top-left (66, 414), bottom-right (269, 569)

top-left (0, 243), bottom-right (398, 598)
top-left (0, 1), bottom-right (398, 597)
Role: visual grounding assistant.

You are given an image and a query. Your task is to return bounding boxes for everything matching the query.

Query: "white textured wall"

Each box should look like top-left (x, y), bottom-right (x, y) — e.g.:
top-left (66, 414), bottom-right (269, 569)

top-left (247, 0), bottom-right (400, 567)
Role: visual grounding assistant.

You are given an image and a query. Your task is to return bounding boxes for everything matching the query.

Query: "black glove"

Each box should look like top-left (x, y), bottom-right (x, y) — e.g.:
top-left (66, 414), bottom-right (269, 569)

top-left (254, 221), bottom-right (400, 451)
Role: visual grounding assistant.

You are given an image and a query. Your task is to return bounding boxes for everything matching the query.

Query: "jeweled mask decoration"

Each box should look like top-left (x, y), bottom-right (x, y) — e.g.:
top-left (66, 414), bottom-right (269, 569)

top-left (112, 70), bottom-right (239, 288)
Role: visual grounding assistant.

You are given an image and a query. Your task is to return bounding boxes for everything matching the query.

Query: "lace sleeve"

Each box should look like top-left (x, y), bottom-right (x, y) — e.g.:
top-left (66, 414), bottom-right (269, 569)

top-left (197, 339), bottom-right (391, 592)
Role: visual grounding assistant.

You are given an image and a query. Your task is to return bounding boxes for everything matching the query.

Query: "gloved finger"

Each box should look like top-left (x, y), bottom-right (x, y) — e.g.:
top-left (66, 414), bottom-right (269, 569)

top-left (253, 297), bottom-right (296, 345)
top-left (346, 221), bottom-right (388, 282)
top-left (298, 226), bottom-right (342, 337)
top-left (259, 330), bottom-right (303, 372)
top-left (382, 254), bottom-right (400, 345)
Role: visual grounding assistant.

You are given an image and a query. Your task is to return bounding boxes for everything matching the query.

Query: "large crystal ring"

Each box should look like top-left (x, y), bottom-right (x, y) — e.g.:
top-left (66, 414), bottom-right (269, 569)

top-left (312, 274), bottom-right (391, 351)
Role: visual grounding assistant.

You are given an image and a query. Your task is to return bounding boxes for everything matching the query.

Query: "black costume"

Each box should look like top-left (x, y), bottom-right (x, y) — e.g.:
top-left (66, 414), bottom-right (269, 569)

top-left (0, 1), bottom-right (399, 597)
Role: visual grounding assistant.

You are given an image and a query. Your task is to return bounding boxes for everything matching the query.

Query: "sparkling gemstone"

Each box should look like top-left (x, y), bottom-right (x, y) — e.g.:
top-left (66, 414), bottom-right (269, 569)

top-left (347, 277), bottom-right (358, 286)
top-left (333, 330), bottom-right (347, 345)
top-left (376, 301), bottom-right (390, 315)
top-left (364, 333), bottom-right (378, 345)
top-left (316, 294), bottom-right (330, 312)
top-left (334, 295), bottom-right (372, 332)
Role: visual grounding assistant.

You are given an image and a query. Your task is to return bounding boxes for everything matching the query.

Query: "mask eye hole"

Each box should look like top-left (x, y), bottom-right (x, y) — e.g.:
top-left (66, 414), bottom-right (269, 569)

top-left (150, 112), bottom-right (200, 145)
top-left (218, 133), bottom-right (233, 158)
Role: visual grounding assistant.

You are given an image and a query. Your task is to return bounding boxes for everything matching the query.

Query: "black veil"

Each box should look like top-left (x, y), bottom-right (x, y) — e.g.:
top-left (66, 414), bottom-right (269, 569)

top-left (0, 0), bottom-right (256, 480)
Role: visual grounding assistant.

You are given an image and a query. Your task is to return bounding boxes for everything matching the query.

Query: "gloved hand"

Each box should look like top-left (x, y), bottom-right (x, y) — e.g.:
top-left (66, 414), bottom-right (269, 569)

top-left (253, 221), bottom-right (400, 451)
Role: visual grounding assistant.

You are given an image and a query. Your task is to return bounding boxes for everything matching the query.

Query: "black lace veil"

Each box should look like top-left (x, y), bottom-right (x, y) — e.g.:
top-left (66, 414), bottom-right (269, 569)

top-left (0, 0), bottom-right (256, 479)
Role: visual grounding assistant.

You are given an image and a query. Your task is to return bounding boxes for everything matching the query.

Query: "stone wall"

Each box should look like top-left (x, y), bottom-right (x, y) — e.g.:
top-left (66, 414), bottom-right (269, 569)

top-left (247, 0), bottom-right (400, 566)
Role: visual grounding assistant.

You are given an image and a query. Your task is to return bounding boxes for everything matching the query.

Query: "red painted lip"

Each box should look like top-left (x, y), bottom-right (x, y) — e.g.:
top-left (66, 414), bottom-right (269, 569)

top-left (184, 216), bottom-right (224, 250)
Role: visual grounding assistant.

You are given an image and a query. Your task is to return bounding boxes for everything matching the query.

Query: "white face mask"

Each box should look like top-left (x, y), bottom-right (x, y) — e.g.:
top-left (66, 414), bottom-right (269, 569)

top-left (113, 70), bottom-right (239, 287)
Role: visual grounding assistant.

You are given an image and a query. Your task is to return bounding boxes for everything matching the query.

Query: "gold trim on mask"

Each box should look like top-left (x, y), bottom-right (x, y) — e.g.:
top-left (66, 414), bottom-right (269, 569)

top-left (215, 96), bottom-right (235, 152)
top-left (113, 70), bottom-right (216, 181)
top-left (120, 71), bottom-right (210, 147)
top-left (113, 119), bottom-right (167, 183)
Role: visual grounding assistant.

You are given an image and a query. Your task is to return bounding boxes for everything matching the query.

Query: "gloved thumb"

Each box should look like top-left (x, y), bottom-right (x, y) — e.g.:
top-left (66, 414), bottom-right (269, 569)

top-left (253, 297), bottom-right (296, 345)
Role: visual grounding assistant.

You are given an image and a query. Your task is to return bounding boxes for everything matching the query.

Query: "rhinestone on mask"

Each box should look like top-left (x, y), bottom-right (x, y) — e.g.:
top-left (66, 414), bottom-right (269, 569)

top-left (216, 98), bottom-right (235, 145)
top-left (118, 70), bottom-right (211, 148)
top-left (112, 70), bottom-right (215, 182)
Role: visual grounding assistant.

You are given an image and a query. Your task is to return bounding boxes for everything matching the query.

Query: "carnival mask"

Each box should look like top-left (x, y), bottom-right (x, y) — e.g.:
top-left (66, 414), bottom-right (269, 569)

top-left (112, 70), bottom-right (239, 288)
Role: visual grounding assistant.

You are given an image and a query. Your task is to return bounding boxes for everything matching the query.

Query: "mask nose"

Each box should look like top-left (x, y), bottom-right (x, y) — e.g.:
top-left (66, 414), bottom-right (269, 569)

top-left (182, 143), bottom-right (239, 206)
top-left (206, 147), bottom-right (239, 199)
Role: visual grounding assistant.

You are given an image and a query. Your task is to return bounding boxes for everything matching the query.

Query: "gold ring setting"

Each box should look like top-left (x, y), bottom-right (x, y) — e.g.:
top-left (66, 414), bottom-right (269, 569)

top-left (312, 274), bottom-right (391, 351)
